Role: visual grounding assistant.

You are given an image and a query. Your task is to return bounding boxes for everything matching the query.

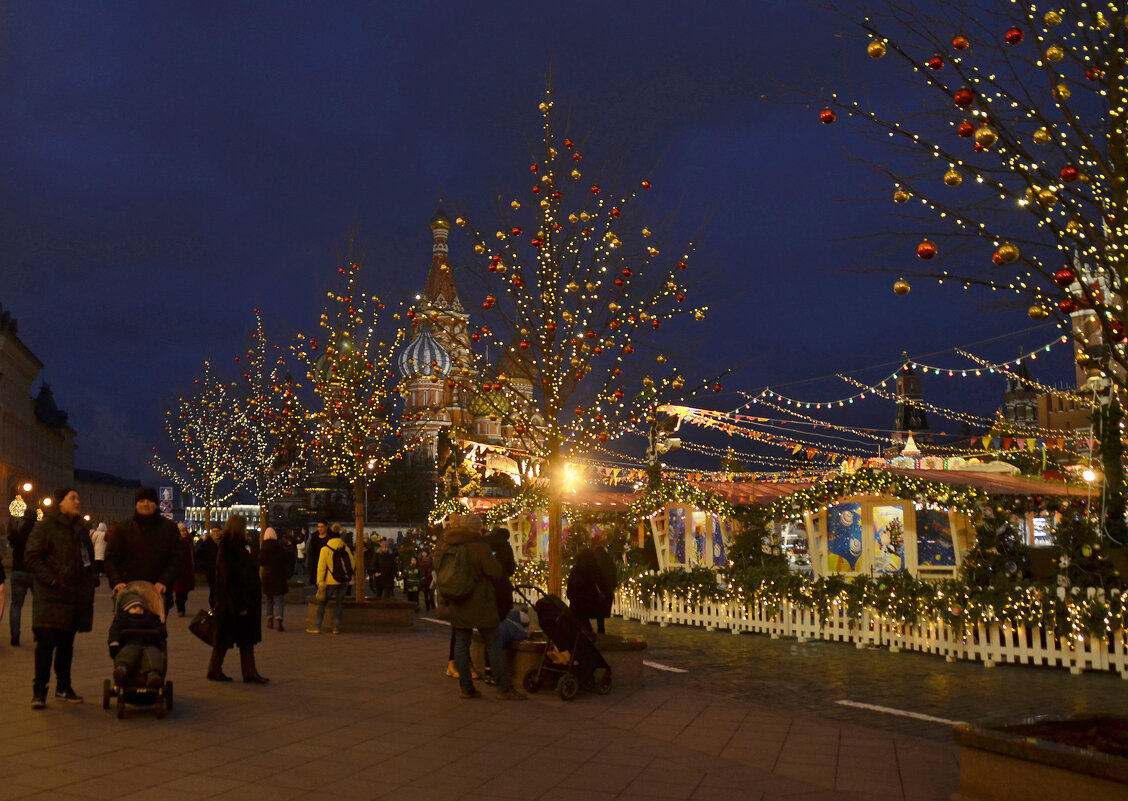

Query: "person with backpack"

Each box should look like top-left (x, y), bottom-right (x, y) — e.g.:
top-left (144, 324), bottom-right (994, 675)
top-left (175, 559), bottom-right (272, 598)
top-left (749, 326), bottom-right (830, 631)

top-left (434, 514), bottom-right (525, 701)
top-left (308, 529), bottom-right (355, 635)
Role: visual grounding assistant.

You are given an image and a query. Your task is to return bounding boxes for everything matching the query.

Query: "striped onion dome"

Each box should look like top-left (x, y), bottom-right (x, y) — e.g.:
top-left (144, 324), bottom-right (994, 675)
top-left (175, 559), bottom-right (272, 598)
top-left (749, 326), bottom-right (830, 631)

top-left (397, 326), bottom-right (452, 378)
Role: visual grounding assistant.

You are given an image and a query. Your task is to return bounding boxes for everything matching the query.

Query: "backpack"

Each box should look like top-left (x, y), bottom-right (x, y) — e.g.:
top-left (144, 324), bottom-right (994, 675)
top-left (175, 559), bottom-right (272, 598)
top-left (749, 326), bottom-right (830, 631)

top-left (329, 544), bottom-right (354, 584)
top-left (435, 544), bottom-right (477, 604)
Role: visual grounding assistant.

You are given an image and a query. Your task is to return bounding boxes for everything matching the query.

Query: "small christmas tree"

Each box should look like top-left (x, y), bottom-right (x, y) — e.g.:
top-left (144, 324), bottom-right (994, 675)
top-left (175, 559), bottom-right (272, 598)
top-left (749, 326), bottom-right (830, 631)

top-left (960, 508), bottom-right (1031, 588)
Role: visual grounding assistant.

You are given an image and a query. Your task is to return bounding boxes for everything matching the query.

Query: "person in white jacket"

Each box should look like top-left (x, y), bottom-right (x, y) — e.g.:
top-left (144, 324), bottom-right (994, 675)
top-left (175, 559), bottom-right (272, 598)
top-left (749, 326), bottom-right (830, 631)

top-left (90, 523), bottom-right (108, 585)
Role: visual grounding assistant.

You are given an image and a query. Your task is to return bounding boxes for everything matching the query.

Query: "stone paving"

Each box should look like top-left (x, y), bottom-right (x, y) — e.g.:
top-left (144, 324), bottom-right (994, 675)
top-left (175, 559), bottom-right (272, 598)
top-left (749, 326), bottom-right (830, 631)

top-left (0, 585), bottom-right (961, 801)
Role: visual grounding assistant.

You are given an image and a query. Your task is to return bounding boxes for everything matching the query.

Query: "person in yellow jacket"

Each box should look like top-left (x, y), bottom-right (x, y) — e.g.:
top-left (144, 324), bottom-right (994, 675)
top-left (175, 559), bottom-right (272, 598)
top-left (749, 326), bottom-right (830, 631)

top-left (306, 534), bottom-right (355, 634)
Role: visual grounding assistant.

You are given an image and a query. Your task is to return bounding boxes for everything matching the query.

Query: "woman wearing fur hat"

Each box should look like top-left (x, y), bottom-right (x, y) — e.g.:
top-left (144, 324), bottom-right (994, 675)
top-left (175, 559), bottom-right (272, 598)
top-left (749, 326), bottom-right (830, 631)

top-left (208, 515), bottom-right (268, 683)
top-left (24, 487), bottom-right (96, 708)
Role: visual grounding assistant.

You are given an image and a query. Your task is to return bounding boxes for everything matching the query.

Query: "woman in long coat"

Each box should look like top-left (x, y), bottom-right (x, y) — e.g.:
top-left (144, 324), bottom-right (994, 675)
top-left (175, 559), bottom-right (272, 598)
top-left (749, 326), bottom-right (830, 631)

top-left (566, 532), bottom-right (619, 634)
top-left (207, 514), bottom-right (268, 683)
top-left (171, 524), bottom-right (195, 616)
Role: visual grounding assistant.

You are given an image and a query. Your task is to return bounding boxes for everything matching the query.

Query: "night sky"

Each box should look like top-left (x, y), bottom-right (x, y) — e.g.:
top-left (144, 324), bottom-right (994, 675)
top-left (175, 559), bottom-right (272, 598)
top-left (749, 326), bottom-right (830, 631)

top-left (2, 1), bottom-right (1076, 481)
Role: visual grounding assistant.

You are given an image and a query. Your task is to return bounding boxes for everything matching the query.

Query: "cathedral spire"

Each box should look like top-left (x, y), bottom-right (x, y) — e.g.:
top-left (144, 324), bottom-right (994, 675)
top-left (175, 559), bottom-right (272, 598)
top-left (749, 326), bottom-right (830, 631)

top-left (423, 202), bottom-right (460, 310)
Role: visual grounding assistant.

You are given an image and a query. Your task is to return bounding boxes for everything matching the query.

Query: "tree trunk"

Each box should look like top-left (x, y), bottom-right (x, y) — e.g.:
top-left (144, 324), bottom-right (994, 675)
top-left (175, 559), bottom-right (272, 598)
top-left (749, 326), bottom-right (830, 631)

top-left (547, 448), bottom-right (563, 597)
top-left (354, 477), bottom-right (365, 603)
top-left (259, 506), bottom-right (268, 548)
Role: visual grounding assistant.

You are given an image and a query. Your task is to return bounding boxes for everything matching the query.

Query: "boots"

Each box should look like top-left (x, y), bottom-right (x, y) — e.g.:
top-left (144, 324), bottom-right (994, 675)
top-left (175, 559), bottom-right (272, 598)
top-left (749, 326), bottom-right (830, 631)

top-left (207, 646), bottom-right (233, 681)
top-left (240, 647), bottom-right (269, 684)
top-left (445, 660), bottom-right (459, 679)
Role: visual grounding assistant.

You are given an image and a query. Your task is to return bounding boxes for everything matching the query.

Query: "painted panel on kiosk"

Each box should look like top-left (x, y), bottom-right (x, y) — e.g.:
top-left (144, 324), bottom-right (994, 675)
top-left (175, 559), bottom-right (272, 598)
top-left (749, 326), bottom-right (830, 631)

top-left (827, 502), bottom-right (863, 573)
top-left (872, 504), bottom-right (906, 574)
top-left (916, 509), bottom-right (956, 566)
top-left (668, 507), bottom-right (686, 564)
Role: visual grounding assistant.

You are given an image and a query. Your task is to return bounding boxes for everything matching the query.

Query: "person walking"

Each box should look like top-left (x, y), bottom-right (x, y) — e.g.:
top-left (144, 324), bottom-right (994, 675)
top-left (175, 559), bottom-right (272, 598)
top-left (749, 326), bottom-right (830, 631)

top-left (105, 488), bottom-right (182, 613)
top-left (259, 527), bottom-right (292, 632)
top-left (374, 540), bottom-right (396, 599)
top-left (171, 523), bottom-right (195, 616)
top-left (435, 514), bottom-right (525, 701)
top-left (24, 487), bottom-right (97, 707)
top-left (403, 556), bottom-right (422, 610)
top-left (306, 520), bottom-right (330, 585)
top-left (196, 525), bottom-right (221, 608)
top-left (308, 530), bottom-right (354, 634)
top-left (8, 507), bottom-right (36, 647)
top-left (207, 514), bottom-right (268, 684)
top-left (566, 531), bottom-right (619, 634)
top-left (418, 547), bottom-right (435, 613)
top-left (89, 522), bottom-right (108, 585)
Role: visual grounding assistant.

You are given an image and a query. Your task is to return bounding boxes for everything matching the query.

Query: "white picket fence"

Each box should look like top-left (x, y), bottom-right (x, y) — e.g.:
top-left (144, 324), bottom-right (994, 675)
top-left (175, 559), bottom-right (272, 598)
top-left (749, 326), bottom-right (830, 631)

top-left (612, 591), bottom-right (1128, 677)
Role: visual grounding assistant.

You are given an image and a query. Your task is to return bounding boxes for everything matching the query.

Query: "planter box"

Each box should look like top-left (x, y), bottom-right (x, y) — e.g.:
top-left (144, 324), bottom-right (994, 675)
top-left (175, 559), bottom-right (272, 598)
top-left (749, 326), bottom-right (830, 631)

top-left (953, 717), bottom-right (1128, 801)
top-left (305, 599), bottom-right (415, 632)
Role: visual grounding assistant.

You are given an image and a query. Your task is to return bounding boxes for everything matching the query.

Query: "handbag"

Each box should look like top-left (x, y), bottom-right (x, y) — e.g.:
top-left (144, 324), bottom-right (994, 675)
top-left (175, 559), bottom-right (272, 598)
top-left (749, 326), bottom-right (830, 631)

top-left (188, 608), bottom-right (217, 646)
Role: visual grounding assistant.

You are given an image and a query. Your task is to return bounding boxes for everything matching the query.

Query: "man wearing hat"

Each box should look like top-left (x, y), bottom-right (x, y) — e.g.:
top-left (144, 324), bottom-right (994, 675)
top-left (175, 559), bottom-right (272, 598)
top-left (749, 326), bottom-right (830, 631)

top-left (105, 488), bottom-right (183, 613)
top-left (24, 487), bottom-right (97, 707)
top-left (436, 513), bottom-right (526, 701)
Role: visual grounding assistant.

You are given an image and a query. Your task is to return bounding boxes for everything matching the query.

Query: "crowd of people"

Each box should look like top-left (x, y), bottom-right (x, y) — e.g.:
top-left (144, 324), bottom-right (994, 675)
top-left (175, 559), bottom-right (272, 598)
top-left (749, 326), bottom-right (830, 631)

top-left (2, 490), bottom-right (619, 708)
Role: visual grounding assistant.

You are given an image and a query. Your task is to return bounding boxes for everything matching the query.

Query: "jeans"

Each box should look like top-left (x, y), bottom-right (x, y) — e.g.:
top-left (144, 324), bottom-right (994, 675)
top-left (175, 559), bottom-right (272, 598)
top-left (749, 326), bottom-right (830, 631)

top-left (9, 570), bottom-right (33, 640)
top-left (453, 626), bottom-right (509, 694)
top-left (33, 627), bottom-right (76, 692)
top-left (265, 594), bottom-right (284, 621)
top-left (316, 584), bottom-right (347, 630)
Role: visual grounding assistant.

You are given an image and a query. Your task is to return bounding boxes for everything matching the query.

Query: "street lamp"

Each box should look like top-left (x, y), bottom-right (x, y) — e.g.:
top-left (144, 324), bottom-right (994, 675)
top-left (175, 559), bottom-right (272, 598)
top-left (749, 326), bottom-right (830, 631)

top-left (21, 482), bottom-right (32, 493)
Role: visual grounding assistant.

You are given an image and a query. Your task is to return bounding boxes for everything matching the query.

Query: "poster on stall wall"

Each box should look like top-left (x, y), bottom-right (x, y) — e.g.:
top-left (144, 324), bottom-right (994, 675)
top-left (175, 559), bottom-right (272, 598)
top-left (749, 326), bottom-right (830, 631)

top-left (872, 505), bottom-right (906, 574)
top-left (915, 509), bottom-right (956, 566)
top-left (827, 502), bottom-right (863, 573)
top-left (521, 525), bottom-right (535, 559)
top-left (712, 515), bottom-right (727, 566)
top-left (668, 507), bottom-right (686, 565)
top-left (539, 514), bottom-right (550, 558)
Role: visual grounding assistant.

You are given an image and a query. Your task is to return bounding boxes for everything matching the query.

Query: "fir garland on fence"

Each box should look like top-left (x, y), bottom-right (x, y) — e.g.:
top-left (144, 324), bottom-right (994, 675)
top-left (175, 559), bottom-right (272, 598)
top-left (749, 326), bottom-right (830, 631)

top-left (770, 468), bottom-right (991, 521)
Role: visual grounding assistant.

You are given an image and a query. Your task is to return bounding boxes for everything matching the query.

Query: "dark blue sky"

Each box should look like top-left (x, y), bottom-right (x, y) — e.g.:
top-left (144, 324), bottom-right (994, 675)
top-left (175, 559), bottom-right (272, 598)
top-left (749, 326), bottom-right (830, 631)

top-left (2, 1), bottom-right (1075, 479)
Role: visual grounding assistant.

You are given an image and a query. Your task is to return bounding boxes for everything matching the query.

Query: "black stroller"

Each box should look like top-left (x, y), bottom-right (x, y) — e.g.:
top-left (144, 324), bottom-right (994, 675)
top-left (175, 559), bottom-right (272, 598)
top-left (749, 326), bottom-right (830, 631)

top-left (103, 581), bottom-right (174, 719)
top-left (516, 586), bottom-right (612, 700)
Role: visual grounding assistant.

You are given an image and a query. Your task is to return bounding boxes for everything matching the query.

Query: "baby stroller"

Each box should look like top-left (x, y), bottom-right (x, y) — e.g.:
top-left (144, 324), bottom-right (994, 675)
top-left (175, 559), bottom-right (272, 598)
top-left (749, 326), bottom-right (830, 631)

top-left (103, 581), bottom-right (174, 719)
top-left (516, 586), bottom-right (612, 701)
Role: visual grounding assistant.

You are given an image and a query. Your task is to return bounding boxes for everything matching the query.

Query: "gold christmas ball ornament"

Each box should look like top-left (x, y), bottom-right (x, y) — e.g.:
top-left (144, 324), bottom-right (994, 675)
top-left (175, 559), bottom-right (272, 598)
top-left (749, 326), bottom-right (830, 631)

top-left (944, 168), bottom-right (963, 186)
top-left (974, 126), bottom-right (998, 147)
top-left (474, 244), bottom-right (485, 253)
top-left (1038, 189), bottom-right (1058, 206)
top-left (1054, 82), bottom-right (1071, 100)
top-left (996, 242), bottom-right (1020, 263)
top-left (868, 40), bottom-right (887, 58)
top-left (1066, 220), bottom-right (1082, 235)
top-left (893, 278), bottom-right (911, 295)
top-left (1028, 304), bottom-right (1049, 320)
top-left (1032, 127), bottom-right (1051, 145)
top-left (893, 188), bottom-right (911, 203)
top-left (1046, 45), bottom-right (1065, 62)
top-left (656, 354), bottom-right (667, 364)
top-left (1044, 10), bottom-right (1062, 26)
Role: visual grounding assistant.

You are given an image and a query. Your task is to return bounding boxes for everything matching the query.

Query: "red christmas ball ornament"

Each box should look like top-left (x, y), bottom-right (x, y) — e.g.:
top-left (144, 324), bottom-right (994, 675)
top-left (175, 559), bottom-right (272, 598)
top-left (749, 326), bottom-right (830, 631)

top-left (572, 152), bottom-right (582, 161)
top-left (585, 329), bottom-right (596, 338)
top-left (651, 319), bottom-right (661, 329)
top-left (678, 260), bottom-right (688, 270)
top-left (338, 266), bottom-right (346, 274)
top-left (712, 383), bottom-right (723, 392)
top-left (519, 340), bottom-right (530, 349)
top-left (531, 237), bottom-right (542, 247)
top-left (928, 55), bottom-right (944, 70)
top-left (641, 180), bottom-right (651, 189)
top-left (564, 138), bottom-right (574, 148)
top-left (1087, 67), bottom-right (1104, 81)
top-left (676, 293), bottom-right (685, 302)
top-left (1054, 267), bottom-right (1076, 287)
top-left (819, 108), bottom-right (836, 124)
top-left (953, 34), bottom-right (970, 50)
top-left (992, 251), bottom-right (1006, 265)
top-left (532, 185), bottom-right (541, 194)
top-left (511, 226), bottom-right (522, 236)
top-left (1004, 27), bottom-right (1023, 45)
top-left (622, 268), bottom-right (632, 277)
top-left (611, 207), bottom-right (621, 217)
top-left (545, 322), bottom-right (557, 333)
top-left (1060, 164), bottom-right (1080, 182)
top-left (614, 278), bottom-right (624, 287)
top-left (953, 87), bottom-right (975, 108)
top-left (591, 185), bottom-right (601, 194)
top-left (623, 345), bottom-right (634, 354)
top-left (406, 309), bottom-right (415, 319)
top-left (1059, 297), bottom-right (1078, 314)
top-left (575, 407), bottom-right (584, 416)
top-left (957, 120), bottom-right (975, 138)
top-left (1110, 321), bottom-right (1127, 342)
top-left (530, 164), bottom-right (538, 173)
top-left (614, 389), bottom-right (624, 399)
top-left (917, 239), bottom-right (938, 259)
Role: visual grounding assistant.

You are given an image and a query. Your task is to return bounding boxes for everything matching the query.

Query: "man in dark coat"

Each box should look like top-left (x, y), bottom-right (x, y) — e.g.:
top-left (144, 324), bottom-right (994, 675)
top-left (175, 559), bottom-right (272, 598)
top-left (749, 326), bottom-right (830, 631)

top-left (306, 520), bottom-right (330, 585)
top-left (566, 531), bottom-right (619, 634)
top-left (105, 488), bottom-right (182, 612)
top-left (24, 487), bottom-right (96, 708)
top-left (8, 507), bottom-right (37, 646)
top-left (195, 525), bottom-right (221, 608)
top-left (436, 514), bottom-right (525, 701)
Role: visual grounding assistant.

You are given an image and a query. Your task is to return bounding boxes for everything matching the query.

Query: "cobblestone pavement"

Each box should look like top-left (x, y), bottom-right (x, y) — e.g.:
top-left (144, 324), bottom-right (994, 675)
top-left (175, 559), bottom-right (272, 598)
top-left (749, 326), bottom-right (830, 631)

top-left (607, 616), bottom-right (1128, 742)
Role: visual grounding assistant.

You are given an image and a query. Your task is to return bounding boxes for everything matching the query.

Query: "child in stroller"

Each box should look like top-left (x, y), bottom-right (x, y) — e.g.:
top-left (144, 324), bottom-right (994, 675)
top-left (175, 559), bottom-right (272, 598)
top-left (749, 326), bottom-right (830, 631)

top-left (104, 581), bottom-right (173, 718)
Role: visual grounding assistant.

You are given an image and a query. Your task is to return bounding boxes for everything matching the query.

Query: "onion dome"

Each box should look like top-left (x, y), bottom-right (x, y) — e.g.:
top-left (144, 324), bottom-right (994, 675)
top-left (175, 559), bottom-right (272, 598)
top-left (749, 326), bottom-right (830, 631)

top-left (313, 334), bottom-right (354, 383)
top-left (467, 387), bottom-right (510, 418)
top-left (397, 326), bottom-right (452, 378)
top-left (430, 203), bottom-right (451, 230)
